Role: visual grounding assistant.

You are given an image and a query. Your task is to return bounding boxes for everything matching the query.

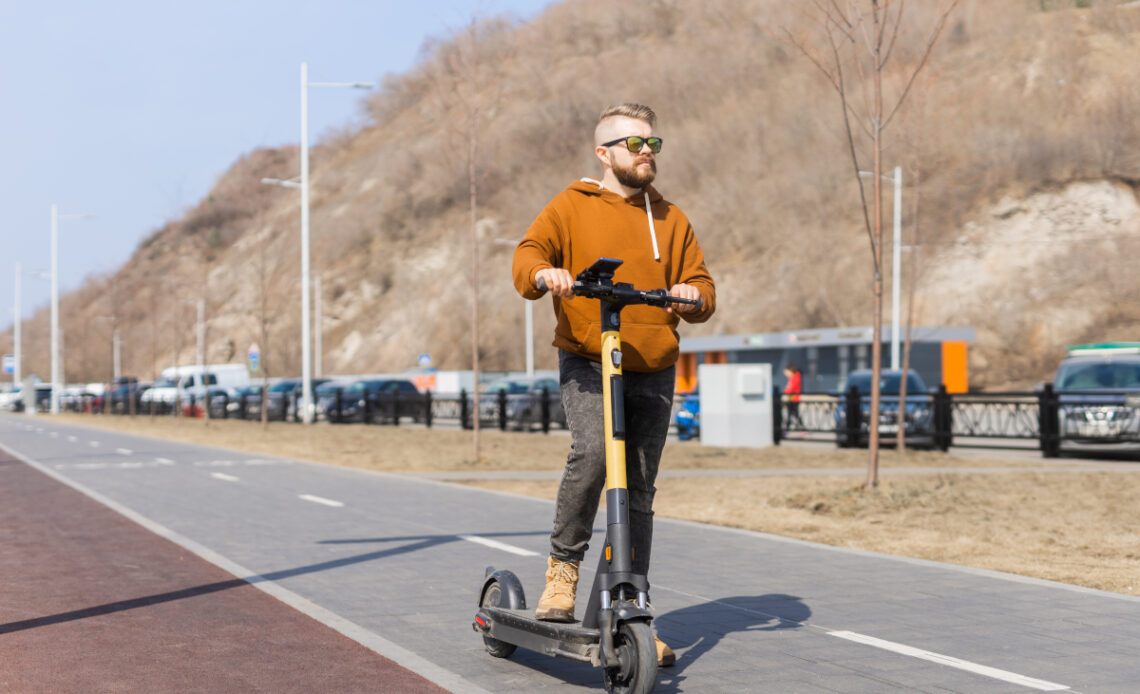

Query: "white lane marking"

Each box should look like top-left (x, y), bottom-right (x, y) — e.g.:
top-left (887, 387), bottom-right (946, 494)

top-left (298, 494), bottom-right (344, 508)
top-left (67, 436), bottom-right (78, 442)
top-left (50, 432), bottom-right (58, 438)
top-left (89, 441), bottom-right (100, 448)
top-left (116, 448), bottom-right (133, 455)
top-left (54, 460), bottom-right (175, 471)
top-left (827, 631), bottom-right (1071, 691)
top-left (155, 457), bottom-right (175, 465)
top-left (211, 472), bottom-right (240, 482)
top-left (193, 460), bottom-right (237, 467)
top-left (458, 534), bottom-right (540, 557)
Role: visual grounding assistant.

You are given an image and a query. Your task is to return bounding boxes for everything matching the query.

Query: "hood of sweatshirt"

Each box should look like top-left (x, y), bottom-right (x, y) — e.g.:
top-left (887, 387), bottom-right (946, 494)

top-left (570, 179), bottom-right (663, 260)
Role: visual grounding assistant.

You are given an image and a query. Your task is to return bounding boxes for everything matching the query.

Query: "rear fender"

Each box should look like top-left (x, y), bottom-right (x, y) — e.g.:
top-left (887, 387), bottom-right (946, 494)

top-left (479, 567), bottom-right (527, 609)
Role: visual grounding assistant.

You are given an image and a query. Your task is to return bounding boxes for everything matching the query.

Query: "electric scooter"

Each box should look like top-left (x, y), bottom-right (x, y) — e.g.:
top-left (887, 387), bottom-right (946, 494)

top-left (472, 257), bottom-right (700, 694)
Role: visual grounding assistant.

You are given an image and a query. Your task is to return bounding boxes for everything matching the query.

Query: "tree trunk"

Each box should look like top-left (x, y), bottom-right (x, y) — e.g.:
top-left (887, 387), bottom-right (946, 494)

top-left (469, 106), bottom-right (481, 463)
top-left (867, 0), bottom-right (885, 490)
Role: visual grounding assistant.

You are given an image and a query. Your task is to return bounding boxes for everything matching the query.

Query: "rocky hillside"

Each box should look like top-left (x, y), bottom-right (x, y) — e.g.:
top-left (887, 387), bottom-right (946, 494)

top-left (6, 0), bottom-right (1140, 390)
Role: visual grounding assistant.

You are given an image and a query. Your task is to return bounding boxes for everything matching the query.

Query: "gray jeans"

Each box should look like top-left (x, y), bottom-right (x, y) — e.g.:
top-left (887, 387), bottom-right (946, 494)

top-left (550, 350), bottom-right (676, 577)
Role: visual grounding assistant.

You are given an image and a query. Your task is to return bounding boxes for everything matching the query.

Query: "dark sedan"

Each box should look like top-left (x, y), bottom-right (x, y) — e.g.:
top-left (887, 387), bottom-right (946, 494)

top-left (475, 376), bottom-right (565, 431)
top-left (835, 369), bottom-right (934, 448)
top-left (318, 378), bottom-right (423, 423)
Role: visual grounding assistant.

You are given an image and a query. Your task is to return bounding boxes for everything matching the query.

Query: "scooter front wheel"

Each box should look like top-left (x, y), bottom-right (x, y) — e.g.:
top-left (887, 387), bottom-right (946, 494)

top-left (603, 620), bottom-right (658, 694)
top-left (479, 579), bottom-right (518, 658)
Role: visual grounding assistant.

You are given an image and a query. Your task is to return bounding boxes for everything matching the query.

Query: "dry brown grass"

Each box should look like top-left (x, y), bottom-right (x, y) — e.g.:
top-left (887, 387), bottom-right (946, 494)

top-left (55, 413), bottom-right (1140, 598)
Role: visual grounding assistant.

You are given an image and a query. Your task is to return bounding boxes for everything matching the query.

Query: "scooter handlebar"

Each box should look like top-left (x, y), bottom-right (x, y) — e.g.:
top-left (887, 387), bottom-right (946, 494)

top-left (537, 273), bottom-right (703, 310)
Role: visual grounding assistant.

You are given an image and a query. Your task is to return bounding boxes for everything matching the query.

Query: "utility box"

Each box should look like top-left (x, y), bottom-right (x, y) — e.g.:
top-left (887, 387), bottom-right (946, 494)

top-left (698, 363), bottom-right (773, 448)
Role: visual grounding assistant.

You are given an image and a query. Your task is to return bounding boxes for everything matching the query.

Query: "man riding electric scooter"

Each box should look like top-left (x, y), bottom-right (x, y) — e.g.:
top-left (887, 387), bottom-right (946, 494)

top-left (512, 102), bottom-right (716, 667)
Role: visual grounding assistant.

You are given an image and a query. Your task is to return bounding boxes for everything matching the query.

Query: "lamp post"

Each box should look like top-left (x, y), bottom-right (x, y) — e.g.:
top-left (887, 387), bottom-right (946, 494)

top-left (13, 262), bottom-right (22, 387)
top-left (292, 63), bottom-right (372, 423)
top-left (859, 166), bottom-right (902, 370)
top-left (50, 204), bottom-right (94, 414)
top-left (13, 266), bottom-right (50, 393)
top-left (314, 273), bottom-right (322, 378)
top-left (494, 238), bottom-right (536, 377)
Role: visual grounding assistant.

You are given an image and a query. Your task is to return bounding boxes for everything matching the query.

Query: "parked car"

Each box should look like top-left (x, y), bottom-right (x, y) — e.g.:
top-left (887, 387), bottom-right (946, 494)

top-left (1052, 343), bottom-right (1140, 454)
top-left (107, 378), bottom-right (146, 414)
top-left (674, 390), bottom-right (700, 441)
top-left (474, 376), bottom-right (565, 430)
top-left (318, 378), bottom-right (423, 423)
top-left (835, 369), bottom-right (934, 448)
top-left (313, 381), bottom-right (352, 421)
top-left (139, 376), bottom-right (180, 413)
top-left (259, 378), bottom-right (331, 421)
top-left (233, 384), bottom-right (269, 420)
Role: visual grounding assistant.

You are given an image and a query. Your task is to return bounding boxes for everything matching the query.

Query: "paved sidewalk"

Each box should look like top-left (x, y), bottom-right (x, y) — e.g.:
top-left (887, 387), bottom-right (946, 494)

top-left (0, 451), bottom-right (448, 694)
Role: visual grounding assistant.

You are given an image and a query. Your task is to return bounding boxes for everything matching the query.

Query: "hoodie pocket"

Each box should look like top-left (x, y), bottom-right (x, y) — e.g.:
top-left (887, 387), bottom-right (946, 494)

top-left (614, 321), bottom-right (679, 370)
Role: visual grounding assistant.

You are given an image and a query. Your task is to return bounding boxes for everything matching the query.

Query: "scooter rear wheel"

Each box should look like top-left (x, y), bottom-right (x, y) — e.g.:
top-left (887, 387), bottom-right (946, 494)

top-left (479, 580), bottom-right (517, 658)
top-left (603, 620), bottom-right (658, 694)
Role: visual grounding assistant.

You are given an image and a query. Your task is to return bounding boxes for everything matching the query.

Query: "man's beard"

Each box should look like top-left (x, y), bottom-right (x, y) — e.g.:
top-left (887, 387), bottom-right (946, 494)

top-left (611, 154), bottom-right (657, 189)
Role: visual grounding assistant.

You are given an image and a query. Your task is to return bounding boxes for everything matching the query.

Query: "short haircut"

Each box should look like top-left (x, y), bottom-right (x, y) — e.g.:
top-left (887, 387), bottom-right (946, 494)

top-left (598, 103), bottom-right (657, 129)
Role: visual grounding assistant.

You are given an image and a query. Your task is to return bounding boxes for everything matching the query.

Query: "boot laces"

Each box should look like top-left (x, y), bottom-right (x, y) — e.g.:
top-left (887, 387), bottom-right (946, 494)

top-left (546, 561), bottom-right (578, 596)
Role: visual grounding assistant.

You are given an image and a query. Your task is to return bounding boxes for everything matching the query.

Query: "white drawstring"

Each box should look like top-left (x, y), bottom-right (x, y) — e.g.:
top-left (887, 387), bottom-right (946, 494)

top-left (644, 191), bottom-right (660, 261)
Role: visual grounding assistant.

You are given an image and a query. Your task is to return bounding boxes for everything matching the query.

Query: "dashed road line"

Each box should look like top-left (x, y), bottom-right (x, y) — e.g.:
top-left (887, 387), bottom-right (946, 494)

top-left (458, 534), bottom-right (539, 557)
top-left (116, 447), bottom-right (133, 455)
top-left (298, 494), bottom-right (344, 508)
top-left (210, 472), bottom-right (240, 482)
top-left (89, 441), bottom-right (100, 448)
top-left (155, 457), bottom-right (175, 465)
top-left (827, 631), bottom-right (1071, 691)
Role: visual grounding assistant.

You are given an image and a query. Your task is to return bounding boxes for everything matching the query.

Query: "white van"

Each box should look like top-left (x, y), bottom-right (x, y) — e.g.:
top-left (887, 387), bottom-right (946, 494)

top-left (141, 364), bottom-right (251, 409)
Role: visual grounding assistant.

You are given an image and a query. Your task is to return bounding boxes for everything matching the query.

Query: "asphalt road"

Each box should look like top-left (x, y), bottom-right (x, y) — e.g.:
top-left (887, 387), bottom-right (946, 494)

top-left (3, 412), bottom-right (1139, 693)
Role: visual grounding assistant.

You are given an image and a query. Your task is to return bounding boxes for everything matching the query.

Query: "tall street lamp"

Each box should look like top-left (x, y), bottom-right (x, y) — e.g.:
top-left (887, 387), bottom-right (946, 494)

top-left (50, 204), bottom-right (94, 414)
top-left (494, 238), bottom-right (535, 377)
top-left (295, 63), bottom-right (372, 422)
top-left (12, 262), bottom-right (23, 388)
top-left (859, 166), bottom-right (902, 370)
top-left (12, 265), bottom-right (50, 392)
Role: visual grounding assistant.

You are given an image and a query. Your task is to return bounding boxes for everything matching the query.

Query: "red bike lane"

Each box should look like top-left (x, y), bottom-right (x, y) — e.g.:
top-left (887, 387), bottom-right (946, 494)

top-left (0, 451), bottom-right (450, 693)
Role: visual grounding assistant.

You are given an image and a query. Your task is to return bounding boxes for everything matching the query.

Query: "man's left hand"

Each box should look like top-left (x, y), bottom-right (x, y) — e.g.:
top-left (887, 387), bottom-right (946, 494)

top-left (667, 283), bottom-right (701, 314)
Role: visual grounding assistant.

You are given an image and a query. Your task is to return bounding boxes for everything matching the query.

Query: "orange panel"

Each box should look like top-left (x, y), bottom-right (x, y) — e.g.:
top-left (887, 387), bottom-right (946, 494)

top-left (705, 351), bottom-right (727, 365)
top-left (675, 353), bottom-right (698, 393)
top-left (941, 341), bottom-right (968, 393)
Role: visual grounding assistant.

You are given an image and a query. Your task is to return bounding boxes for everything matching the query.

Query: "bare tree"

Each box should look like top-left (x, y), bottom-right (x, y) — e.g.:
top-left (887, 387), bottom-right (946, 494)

top-left (249, 222), bottom-right (284, 430)
top-left (776, 0), bottom-right (958, 488)
top-left (429, 18), bottom-right (515, 461)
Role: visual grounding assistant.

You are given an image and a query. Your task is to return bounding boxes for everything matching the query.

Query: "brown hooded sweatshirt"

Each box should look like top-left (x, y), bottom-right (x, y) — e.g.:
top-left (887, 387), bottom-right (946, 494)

top-left (512, 178), bottom-right (716, 372)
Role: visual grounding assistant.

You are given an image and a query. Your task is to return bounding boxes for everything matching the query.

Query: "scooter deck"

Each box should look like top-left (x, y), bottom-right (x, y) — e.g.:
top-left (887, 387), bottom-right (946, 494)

top-left (477, 606), bottom-right (602, 664)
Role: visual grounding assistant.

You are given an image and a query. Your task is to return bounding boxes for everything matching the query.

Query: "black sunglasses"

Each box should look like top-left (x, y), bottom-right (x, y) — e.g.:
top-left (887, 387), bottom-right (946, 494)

top-left (601, 135), bottom-right (663, 154)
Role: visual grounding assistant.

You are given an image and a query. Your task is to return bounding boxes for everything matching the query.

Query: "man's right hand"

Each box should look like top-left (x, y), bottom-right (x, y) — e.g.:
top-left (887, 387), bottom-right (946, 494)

top-left (535, 268), bottom-right (575, 297)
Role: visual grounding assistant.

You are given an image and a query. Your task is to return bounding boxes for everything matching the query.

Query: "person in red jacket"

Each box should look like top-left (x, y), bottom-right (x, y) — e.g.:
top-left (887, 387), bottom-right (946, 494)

top-left (512, 102), bottom-right (716, 667)
top-left (784, 364), bottom-right (804, 432)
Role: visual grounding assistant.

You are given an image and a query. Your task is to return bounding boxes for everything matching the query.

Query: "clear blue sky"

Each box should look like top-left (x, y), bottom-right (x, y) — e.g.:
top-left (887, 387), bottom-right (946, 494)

top-left (0, 0), bottom-right (553, 334)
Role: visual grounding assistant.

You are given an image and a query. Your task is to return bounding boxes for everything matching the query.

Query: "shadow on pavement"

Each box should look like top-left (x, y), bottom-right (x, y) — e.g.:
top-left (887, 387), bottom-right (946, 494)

top-left (654, 594), bottom-right (811, 692)
top-left (0, 529), bottom-right (550, 635)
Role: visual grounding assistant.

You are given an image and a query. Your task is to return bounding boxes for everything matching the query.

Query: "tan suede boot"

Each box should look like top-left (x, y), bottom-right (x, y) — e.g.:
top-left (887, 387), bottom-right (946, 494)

top-left (535, 557), bottom-right (579, 622)
top-left (655, 636), bottom-right (676, 667)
